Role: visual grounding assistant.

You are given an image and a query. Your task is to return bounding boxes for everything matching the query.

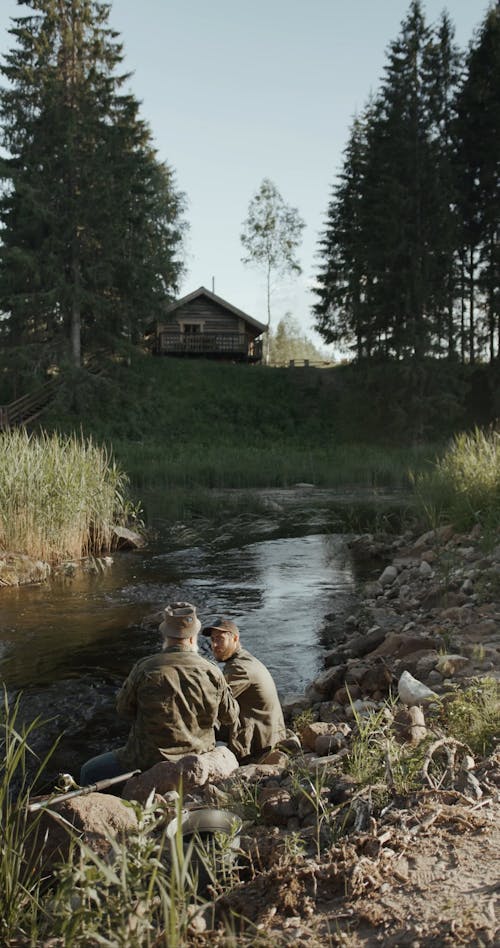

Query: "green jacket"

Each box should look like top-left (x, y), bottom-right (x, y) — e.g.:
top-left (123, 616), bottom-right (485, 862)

top-left (115, 646), bottom-right (239, 771)
top-left (224, 647), bottom-right (286, 761)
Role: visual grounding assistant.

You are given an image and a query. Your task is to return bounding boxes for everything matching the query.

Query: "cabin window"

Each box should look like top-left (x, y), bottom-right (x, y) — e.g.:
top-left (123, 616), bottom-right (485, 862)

top-left (183, 323), bottom-right (201, 334)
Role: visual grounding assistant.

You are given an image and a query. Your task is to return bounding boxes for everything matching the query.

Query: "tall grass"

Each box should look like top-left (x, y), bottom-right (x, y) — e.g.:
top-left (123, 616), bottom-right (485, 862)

top-left (0, 691), bottom-right (59, 945)
top-left (0, 429), bottom-right (131, 563)
top-left (414, 427), bottom-right (500, 531)
top-left (114, 437), bottom-right (436, 490)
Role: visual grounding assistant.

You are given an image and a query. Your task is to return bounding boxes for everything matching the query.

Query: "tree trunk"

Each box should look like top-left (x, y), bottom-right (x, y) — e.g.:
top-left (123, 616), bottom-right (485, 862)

top-left (71, 246), bottom-right (81, 367)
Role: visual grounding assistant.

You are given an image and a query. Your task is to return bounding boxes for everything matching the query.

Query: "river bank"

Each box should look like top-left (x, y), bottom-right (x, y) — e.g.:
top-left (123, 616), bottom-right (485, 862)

top-left (9, 517), bottom-right (499, 947)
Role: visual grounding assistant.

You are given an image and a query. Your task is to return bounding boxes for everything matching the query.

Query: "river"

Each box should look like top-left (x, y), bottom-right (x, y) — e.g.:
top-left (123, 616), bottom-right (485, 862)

top-left (0, 490), bottom-right (384, 785)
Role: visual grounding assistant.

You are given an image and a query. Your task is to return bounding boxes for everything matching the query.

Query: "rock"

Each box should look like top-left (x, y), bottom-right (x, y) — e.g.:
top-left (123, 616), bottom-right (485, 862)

top-left (379, 565), bottom-right (398, 587)
top-left (315, 732), bottom-right (347, 756)
top-left (345, 699), bottom-right (379, 719)
top-left (310, 665), bottom-right (346, 697)
top-left (419, 560), bottom-right (433, 577)
top-left (370, 632), bottom-right (441, 660)
top-left (435, 653), bottom-right (471, 677)
top-left (334, 684), bottom-right (360, 705)
top-left (364, 581), bottom-right (383, 598)
top-left (259, 750), bottom-right (289, 768)
top-left (122, 747), bottom-right (239, 803)
top-left (300, 722), bottom-right (341, 752)
top-left (259, 786), bottom-right (297, 825)
top-left (318, 701), bottom-right (343, 722)
top-left (29, 792), bottom-right (138, 871)
top-left (111, 525), bottom-right (145, 549)
top-left (392, 706), bottom-right (427, 744)
top-left (282, 694), bottom-right (311, 715)
top-left (0, 553), bottom-right (51, 587)
top-left (397, 670), bottom-right (439, 707)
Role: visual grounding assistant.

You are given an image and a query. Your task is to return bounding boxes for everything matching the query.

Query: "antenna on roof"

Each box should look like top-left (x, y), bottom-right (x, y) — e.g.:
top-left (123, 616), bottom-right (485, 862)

top-left (212, 276), bottom-right (215, 294)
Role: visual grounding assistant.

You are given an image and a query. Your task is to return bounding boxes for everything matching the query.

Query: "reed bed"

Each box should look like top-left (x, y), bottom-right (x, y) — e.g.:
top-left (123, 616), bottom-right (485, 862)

top-left (0, 429), bottom-right (130, 563)
top-left (414, 427), bottom-right (500, 531)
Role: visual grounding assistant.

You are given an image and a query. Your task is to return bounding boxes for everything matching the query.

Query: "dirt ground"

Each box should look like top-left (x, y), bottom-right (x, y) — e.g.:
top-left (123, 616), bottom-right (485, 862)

top-left (197, 786), bottom-right (499, 947)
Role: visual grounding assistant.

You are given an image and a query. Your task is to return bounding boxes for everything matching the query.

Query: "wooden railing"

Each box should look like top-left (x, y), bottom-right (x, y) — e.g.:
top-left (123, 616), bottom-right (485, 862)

top-left (156, 332), bottom-right (262, 360)
top-left (0, 377), bottom-right (62, 430)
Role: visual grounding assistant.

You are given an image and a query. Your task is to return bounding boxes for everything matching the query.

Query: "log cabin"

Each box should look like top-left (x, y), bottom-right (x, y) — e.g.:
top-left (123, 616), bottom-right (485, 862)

top-left (146, 286), bottom-right (266, 362)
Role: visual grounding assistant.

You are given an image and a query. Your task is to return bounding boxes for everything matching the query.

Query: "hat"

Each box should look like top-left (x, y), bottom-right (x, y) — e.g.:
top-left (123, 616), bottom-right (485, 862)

top-left (159, 602), bottom-right (201, 639)
top-left (201, 617), bottom-right (239, 637)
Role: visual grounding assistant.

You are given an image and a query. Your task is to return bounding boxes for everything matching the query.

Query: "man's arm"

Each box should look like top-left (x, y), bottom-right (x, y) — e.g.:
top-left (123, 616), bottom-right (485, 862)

top-left (116, 665), bottom-right (139, 717)
top-left (224, 662), bottom-right (250, 700)
top-left (217, 675), bottom-right (240, 727)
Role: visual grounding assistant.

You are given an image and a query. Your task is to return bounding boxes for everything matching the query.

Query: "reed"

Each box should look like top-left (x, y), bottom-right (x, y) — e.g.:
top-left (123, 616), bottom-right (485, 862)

top-left (414, 427), bottom-right (500, 531)
top-left (0, 429), bottom-right (130, 563)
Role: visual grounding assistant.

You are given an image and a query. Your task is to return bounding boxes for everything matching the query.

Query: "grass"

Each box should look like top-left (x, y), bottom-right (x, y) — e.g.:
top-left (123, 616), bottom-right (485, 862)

top-left (0, 691), bottom-right (59, 945)
top-left (436, 678), bottom-right (500, 756)
top-left (33, 353), bottom-right (443, 492)
top-left (415, 426), bottom-right (500, 532)
top-left (0, 428), bottom-right (134, 563)
top-left (0, 702), bottom-right (240, 946)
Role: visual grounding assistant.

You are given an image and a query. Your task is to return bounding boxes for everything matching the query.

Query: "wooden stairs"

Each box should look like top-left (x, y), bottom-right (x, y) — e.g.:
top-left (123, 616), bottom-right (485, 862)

top-left (0, 376), bottom-right (63, 430)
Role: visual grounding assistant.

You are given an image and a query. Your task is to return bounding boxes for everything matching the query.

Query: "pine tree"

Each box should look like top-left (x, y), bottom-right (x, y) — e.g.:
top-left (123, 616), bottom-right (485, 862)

top-left (455, 2), bottom-right (500, 363)
top-left (314, 1), bottom-right (464, 363)
top-left (0, 0), bottom-right (186, 368)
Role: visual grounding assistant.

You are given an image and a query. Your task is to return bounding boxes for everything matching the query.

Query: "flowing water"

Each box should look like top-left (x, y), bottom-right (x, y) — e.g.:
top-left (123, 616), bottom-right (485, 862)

top-left (0, 491), bottom-right (385, 784)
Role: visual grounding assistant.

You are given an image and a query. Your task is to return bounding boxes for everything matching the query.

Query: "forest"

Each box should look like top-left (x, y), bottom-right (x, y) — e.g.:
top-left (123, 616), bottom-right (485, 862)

top-left (313, 1), bottom-right (500, 365)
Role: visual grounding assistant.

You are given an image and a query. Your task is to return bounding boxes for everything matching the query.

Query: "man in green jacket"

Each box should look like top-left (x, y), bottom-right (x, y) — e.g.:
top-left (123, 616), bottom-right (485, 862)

top-left (203, 617), bottom-right (286, 763)
top-left (79, 603), bottom-right (239, 784)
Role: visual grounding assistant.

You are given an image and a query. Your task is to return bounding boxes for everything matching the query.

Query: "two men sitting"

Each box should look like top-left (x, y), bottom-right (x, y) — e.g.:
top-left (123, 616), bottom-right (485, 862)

top-left (80, 602), bottom-right (285, 786)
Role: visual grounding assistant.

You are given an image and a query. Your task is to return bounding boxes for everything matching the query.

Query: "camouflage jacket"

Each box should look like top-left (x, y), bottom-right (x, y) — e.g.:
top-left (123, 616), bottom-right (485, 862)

top-left (115, 646), bottom-right (239, 771)
top-left (224, 647), bottom-right (286, 761)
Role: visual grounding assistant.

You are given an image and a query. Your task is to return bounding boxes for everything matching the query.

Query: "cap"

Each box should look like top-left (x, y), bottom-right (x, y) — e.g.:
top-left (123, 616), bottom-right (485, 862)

top-left (201, 617), bottom-right (239, 637)
top-left (159, 602), bottom-right (201, 639)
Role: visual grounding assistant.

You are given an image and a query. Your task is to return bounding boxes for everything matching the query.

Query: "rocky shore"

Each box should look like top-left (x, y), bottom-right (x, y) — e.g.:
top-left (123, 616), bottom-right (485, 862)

top-left (27, 522), bottom-right (500, 946)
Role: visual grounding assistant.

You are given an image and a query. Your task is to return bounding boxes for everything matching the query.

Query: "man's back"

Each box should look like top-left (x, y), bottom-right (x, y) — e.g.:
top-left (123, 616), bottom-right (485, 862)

top-left (224, 647), bottom-right (286, 760)
top-left (116, 647), bottom-right (238, 770)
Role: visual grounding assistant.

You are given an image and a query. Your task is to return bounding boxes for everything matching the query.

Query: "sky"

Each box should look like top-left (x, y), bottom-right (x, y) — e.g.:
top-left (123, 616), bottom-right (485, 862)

top-left (0, 0), bottom-right (491, 353)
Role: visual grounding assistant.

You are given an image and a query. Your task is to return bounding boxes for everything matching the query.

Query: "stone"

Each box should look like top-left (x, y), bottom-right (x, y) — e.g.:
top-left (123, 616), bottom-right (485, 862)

top-left (392, 706), bottom-right (427, 744)
top-left (315, 732), bottom-right (347, 756)
top-left (334, 684), bottom-right (360, 705)
top-left (111, 525), bottom-right (145, 549)
top-left (282, 694), bottom-right (311, 715)
top-left (28, 792), bottom-right (138, 871)
top-left (397, 670), bottom-right (439, 707)
top-left (259, 750), bottom-right (289, 768)
top-left (370, 632), bottom-right (440, 660)
top-left (364, 581), bottom-right (383, 598)
top-left (379, 565), bottom-right (398, 587)
top-left (300, 722), bottom-right (341, 752)
top-left (311, 665), bottom-right (347, 697)
top-left (259, 786), bottom-right (297, 825)
top-left (435, 654), bottom-right (471, 677)
top-left (419, 560), bottom-right (433, 577)
top-left (122, 747), bottom-right (239, 803)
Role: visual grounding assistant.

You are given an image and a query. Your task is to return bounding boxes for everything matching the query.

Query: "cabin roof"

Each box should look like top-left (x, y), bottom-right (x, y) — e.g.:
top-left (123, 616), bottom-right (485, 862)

top-left (164, 286), bottom-right (267, 334)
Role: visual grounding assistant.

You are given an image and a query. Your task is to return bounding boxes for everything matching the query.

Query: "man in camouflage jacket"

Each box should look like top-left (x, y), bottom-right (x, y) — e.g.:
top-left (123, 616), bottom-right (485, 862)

top-left (203, 617), bottom-right (286, 763)
top-left (80, 603), bottom-right (239, 784)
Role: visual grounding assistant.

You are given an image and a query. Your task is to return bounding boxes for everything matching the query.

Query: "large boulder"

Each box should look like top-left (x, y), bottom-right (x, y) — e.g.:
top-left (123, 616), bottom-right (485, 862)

top-left (27, 792), bottom-right (138, 871)
top-left (122, 746), bottom-right (239, 804)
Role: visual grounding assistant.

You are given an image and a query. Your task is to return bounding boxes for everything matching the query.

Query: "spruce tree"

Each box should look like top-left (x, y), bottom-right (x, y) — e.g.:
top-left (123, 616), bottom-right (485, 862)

top-left (0, 0), bottom-right (185, 368)
top-left (455, 2), bottom-right (500, 363)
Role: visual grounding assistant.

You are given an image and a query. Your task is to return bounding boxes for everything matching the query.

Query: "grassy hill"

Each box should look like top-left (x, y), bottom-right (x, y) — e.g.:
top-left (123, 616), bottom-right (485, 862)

top-left (33, 353), bottom-right (499, 491)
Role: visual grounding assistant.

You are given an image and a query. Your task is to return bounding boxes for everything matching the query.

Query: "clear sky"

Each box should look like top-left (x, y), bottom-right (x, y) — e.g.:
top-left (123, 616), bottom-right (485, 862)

top-left (0, 1), bottom-right (490, 352)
